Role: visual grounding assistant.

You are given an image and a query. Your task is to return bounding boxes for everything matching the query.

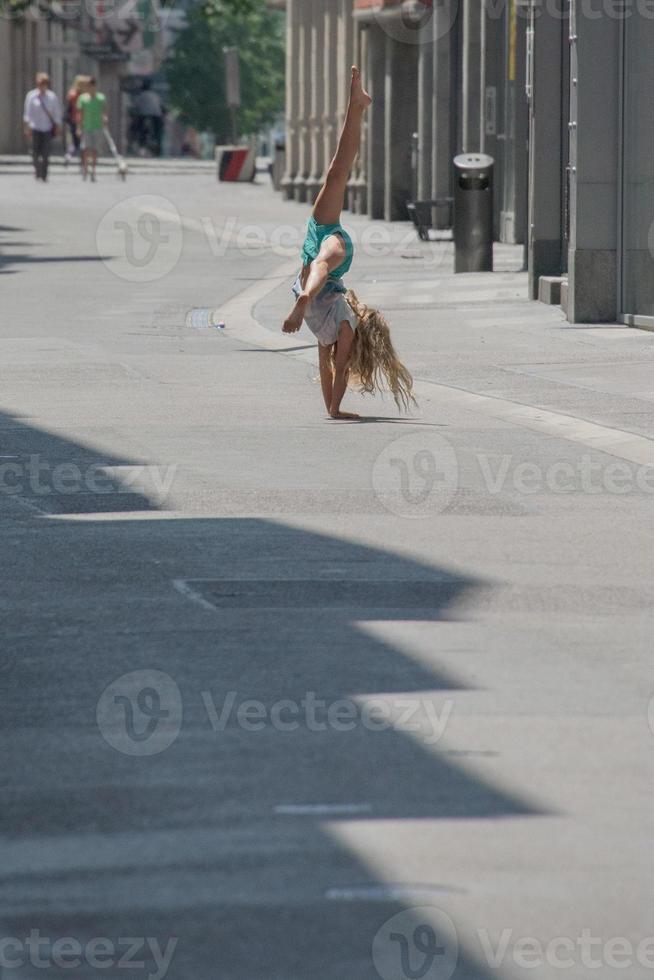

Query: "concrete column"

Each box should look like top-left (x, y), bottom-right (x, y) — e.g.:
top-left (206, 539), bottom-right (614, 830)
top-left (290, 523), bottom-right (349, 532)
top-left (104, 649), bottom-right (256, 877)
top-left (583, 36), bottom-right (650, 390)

top-left (482, 0), bottom-right (504, 240)
top-left (384, 36), bottom-right (419, 222)
top-left (354, 24), bottom-right (369, 214)
top-left (567, 0), bottom-right (620, 322)
top-left (338, 0), bottom-right (355, 123)
top-left (347, 22), bottom-right (362, 210)
top-left (527, 0), bottom-right (564, 298)
top-left (461, 0), bottom-right (482, 152)
top-left (499, 1), bottom-right (528, 245)
top-left (366, 21), bottom-right (386, 220)
top-left (293, 0), bottom-right (312, 203)
top-left (417, 36), bottom-right (434, 201)
top-left (321, 0), bottom-right (339, 181)
top-left (432, 0), bottom-right (455, 228)
top-left (307, 0), bottom-right (325, 202)
top-left (282, 0), bottom-right (300, 199)
top-left (339, 0), bottom-right (355, 210)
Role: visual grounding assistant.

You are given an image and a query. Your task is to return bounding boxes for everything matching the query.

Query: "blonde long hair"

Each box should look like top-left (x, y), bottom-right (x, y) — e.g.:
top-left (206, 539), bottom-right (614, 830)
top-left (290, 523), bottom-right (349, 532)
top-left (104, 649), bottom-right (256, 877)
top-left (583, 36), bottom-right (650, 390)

top-left (343, 289), bottom-right (416, 412)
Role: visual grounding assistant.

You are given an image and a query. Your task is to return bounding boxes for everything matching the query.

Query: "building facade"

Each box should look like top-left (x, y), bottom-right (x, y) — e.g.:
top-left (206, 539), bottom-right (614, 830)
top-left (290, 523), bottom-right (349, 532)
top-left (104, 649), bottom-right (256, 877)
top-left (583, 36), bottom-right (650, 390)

top-left (0, 15), bottom-right (79, 154)
top-left (528, 0), bottom-right (654, 326)
top-left (281, 0), bottom-right (528, 240)
top-left (282, 0), bottom-right (654, 325)
top-left (0, 2), bottom-right (164, 155)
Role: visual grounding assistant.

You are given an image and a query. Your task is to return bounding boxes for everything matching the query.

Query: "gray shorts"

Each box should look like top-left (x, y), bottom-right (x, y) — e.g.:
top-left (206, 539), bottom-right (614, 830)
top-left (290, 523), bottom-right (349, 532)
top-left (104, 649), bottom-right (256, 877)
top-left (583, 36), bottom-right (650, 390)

top-left (82, 129), bottom-right (104, 153)
top-left (292, 274), bottom-right (358, 347)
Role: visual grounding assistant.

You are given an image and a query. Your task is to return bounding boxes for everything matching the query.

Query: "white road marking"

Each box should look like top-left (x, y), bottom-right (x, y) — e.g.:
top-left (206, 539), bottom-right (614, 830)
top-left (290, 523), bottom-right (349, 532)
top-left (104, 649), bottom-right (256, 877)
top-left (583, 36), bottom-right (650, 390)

top-left (172, 578), bottom-right (219, 613)
top-left (326, 884), bottom-right (464, 901)
top-left (274, 804), bottom-right (373, 816)
top-left (11, 495), bottom-right (51, 517)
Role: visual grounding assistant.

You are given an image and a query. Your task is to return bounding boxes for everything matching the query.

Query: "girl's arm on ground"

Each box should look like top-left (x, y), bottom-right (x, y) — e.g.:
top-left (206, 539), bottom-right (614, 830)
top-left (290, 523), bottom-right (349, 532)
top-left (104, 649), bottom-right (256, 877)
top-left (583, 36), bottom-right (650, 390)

top-left (329, 321), bottom-right (358, 419)
top-left (282, 235), bottom-right (347, 333)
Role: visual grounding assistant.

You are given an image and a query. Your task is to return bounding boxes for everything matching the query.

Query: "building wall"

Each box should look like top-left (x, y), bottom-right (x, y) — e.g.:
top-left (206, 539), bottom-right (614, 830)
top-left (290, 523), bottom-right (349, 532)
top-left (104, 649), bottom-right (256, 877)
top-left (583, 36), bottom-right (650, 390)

top-left (281, 0), bottom-right (528, 240)
top-left (0, 9), bottom-right (150, 155)
top-left (0, 19), bottom-right (39, 154)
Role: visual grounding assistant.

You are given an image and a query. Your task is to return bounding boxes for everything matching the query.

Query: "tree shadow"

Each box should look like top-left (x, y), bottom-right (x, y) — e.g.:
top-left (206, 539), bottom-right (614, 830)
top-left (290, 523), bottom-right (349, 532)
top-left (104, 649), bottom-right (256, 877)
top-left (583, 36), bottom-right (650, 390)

top-left (0, 410), bottom-right (550, 980)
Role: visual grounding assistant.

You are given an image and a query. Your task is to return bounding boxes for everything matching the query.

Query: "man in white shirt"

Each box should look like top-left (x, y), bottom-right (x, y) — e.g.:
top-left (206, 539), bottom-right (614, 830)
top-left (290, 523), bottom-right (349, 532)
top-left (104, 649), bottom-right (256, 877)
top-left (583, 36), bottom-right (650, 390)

top-left (133, 80), bottom-right (164, 156)
top-left (23, 72), bottom-right (62, 182)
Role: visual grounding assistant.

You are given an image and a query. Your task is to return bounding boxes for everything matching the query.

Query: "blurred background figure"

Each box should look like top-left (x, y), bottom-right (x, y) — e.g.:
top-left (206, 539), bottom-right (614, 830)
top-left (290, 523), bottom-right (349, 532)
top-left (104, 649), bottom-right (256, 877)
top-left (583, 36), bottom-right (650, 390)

top-left (64, 75), bottom-right (89, 166)
top-left (76, 77), bottom-right (108, 182)
top-left (23, 72), bottom-right (62, 182)
top-left (132, 80), bottom-right (165, 157)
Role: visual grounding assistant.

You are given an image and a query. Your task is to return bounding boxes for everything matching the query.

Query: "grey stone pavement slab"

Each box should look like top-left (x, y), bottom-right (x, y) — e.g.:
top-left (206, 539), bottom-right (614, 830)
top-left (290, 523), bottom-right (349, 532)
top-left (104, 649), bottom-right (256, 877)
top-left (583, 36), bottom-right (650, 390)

top-left (1, 168), bottom-right (654, 979)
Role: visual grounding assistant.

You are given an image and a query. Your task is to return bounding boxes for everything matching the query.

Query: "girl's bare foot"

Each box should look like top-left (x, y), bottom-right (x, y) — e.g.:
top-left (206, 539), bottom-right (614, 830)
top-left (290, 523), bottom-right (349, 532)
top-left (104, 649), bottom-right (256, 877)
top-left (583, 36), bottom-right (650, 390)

top-left (350, 66), bottom-right (372, 109)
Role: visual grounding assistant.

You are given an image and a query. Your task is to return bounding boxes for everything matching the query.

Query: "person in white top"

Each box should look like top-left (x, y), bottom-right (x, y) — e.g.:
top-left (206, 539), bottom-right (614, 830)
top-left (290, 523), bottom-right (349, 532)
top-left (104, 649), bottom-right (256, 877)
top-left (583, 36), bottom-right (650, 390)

top-left (23, 72), bottom-right (62, 182)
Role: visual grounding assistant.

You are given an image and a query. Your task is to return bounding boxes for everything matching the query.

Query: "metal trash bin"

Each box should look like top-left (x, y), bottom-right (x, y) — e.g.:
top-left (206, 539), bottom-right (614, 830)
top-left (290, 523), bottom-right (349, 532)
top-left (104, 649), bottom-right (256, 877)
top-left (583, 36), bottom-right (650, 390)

top-left (453, 153), bottom-right (494, 273)
top-left (270, 141), bottom-right (286, 191)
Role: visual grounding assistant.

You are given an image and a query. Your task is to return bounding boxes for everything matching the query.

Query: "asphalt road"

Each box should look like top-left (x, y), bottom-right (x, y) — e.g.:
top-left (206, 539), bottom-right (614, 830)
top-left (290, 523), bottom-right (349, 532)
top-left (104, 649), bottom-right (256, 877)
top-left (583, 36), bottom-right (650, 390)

top-left (1, 165), bottom-right (654, 980)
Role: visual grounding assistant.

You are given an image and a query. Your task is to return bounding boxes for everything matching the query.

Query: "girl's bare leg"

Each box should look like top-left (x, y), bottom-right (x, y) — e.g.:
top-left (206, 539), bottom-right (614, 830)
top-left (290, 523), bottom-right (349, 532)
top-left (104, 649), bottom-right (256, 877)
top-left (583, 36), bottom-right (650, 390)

top-left (313, 66), bottom-right (371, 226)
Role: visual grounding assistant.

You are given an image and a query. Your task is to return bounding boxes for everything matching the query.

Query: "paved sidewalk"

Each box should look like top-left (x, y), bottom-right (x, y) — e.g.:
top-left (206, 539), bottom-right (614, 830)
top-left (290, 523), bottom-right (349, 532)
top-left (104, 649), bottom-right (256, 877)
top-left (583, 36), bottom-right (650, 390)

top-left (1, 173), bottom-right (654, 979)
top-left (0, 154), bottom-right (219, 177)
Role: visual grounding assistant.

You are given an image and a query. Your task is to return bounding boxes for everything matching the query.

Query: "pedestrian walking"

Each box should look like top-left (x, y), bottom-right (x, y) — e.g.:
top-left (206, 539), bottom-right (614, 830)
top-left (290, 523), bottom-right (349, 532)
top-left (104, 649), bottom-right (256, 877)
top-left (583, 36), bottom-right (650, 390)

top-left (76, 77), bottom-right (108, 182)
top-left (64, 75), bottom-right (88, 165)
top-left (282, 67), bottom-right (415, 419)
top-left (23, 72), bottom-right (62, 182)
top-left (133, 80), bottom-right (164, 157)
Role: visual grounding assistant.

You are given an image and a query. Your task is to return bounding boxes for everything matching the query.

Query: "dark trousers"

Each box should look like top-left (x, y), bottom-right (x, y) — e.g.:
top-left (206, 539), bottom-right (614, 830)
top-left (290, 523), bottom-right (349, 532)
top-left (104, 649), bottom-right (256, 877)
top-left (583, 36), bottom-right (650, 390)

top-left (32, 130), bottom-right (52, 180)
top-left (67, 121), bottom-right (81, 155)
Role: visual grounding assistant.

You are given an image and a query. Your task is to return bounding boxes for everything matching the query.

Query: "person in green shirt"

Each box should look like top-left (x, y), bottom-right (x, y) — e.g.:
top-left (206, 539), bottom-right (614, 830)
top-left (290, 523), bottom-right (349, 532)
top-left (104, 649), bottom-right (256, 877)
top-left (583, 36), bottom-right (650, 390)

top-left (76, 77), bottom-right (108, 182)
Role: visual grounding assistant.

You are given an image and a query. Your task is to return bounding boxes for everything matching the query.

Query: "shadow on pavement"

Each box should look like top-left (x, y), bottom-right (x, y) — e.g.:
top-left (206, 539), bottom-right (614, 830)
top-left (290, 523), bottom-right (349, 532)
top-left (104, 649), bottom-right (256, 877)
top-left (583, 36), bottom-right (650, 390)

top-left (0, 411), bottom-right (548, 980)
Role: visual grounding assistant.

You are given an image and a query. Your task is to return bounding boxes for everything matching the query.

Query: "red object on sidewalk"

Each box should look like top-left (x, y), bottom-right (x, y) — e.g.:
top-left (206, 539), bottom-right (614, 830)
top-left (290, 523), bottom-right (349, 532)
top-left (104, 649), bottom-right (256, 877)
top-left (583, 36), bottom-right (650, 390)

top-left (220, 148), bottom-right (249, 181)
top-left (216, 145), bottom-right (256, 182)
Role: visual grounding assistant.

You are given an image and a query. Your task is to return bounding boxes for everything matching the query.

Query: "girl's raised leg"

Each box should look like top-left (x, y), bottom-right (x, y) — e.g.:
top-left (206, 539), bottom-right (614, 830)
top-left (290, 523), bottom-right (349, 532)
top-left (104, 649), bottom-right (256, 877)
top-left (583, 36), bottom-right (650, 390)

top-left (312, 66), bottom-right (371, 226)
